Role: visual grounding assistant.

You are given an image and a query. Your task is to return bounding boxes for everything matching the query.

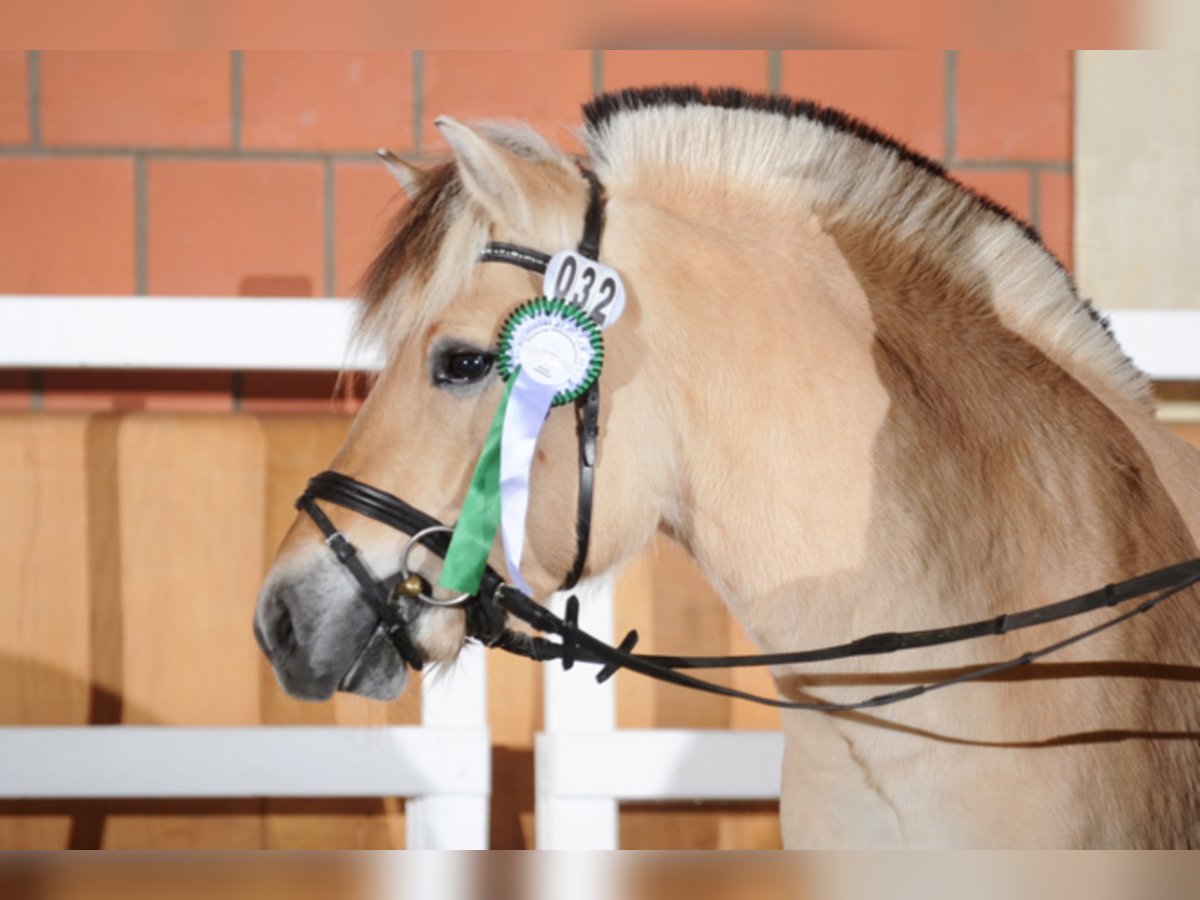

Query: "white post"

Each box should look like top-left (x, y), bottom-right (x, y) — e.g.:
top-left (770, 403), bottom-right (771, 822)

top-left (420, 640), bottom-right (488, 728)
top-left (533, 851), bottom-right (616, 900)
top-left (407, 642), bottom-right (491, 850)
top-left (404, 796), bottom-right (489, 851)
top-left (376, 850), bottom-right (469, 900)
top-left (537, 574), bottom-right (620, 850)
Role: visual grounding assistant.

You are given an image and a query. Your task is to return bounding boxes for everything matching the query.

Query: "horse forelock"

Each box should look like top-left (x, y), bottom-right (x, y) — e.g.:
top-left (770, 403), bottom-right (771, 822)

top-left (580, 85), bottom-right (1151, 413)
top-left (354, 161), bottom-right (508, 363)
top-left (354, 162), bottom-right (464, 347)
top-left (352, 122), bottom-right (574, 356)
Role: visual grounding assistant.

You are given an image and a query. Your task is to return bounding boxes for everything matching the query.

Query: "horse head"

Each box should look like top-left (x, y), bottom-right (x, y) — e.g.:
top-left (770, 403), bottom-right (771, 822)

top-left (254, 118), bottom-right (668, 701)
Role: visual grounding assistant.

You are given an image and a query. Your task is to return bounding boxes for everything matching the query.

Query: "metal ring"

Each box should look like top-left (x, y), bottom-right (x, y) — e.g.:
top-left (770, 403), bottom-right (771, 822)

top-left (398, 526), bottom-right (472, 607)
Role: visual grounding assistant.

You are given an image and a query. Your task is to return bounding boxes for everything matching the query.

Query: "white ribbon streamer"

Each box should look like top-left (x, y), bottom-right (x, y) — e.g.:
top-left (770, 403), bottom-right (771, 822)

top-left (499, 369), bottom-right (558, 593)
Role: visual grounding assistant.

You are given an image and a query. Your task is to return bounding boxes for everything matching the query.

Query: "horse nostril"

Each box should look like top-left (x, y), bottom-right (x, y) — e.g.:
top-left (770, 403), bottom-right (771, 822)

top-left (258, 597), bottom-right (299, 658)
top-left (270, 602), bottom-right (298, 655)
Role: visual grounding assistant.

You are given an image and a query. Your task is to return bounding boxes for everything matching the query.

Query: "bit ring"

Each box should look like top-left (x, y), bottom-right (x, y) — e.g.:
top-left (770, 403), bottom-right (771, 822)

top-left (397, 526), bottom-right (472, 607)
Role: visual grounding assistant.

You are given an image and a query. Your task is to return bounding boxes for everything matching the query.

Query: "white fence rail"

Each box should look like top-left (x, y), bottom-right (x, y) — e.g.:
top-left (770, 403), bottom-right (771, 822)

top-left (0, 296), bottom-right (379, 371)
top-left (1, 296), bottom-right (1199, 380)
top-left (1, 295), bottom-right (1198, 855)
top-left (0, 725), bottom-right (487, 799)
top-left (0, 653), bottom-right (491, 850)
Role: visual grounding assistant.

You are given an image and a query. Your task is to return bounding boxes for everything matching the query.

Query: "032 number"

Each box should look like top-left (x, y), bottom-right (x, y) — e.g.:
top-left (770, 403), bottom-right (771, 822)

top-left (543, 251), bottom-right (626, 329)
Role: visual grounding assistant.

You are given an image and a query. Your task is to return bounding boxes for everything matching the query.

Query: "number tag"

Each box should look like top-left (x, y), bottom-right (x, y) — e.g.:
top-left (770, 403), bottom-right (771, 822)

top-left (543, 251), bottom-right (626, 329)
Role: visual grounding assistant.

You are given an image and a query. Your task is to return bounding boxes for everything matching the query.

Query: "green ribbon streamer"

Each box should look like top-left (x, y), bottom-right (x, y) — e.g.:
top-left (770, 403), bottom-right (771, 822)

top-left (437, 373), bottom-right (517, 595)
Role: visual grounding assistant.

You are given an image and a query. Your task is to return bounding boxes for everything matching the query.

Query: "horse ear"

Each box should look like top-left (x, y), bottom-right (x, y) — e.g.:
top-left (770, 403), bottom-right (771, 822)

top-left (434, 116), bottom-right (538, 232)
top-left (376, 147), bottom-right (421, 198)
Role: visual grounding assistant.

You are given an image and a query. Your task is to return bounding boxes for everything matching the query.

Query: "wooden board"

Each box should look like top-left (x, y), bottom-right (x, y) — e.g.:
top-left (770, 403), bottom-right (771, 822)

top-left (101, 415), bottom-right (266, 848)
top-left (0, 415), bottom-right (93, 725)
top-left (1166, 421), bottom-right (1200, 448)
top-left (0, 415), bottom-right (92, 847)
top-left (615, 534), bottom-right (781, 849)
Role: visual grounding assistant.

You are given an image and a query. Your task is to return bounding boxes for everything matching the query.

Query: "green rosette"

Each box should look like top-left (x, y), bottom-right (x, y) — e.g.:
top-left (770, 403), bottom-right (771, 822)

top-left (496, 297), bottom-right (604, 406)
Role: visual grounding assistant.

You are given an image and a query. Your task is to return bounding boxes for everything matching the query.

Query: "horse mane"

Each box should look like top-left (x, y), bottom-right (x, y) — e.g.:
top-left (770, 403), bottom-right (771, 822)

top-left (355, 85), bottom-right (1150, 412)
top-left (580, 85), bottom-right (1152, 411)
top-left (584, 86), bottom-right (1038, 243)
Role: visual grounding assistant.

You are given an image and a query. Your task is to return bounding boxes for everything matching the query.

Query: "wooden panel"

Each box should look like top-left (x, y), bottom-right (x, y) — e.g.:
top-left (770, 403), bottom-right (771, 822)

top-left (102, 414), bottom-right (266, 848)
top-left (1165, 421), bottom-right (1200, 449)
top-left (86, 415), bottom-right (124, 729)
top-left (616, 536), bottom-right (778, 731)
top-left (615, 534), bottom-right (781, 848)
top-left (115, 415), bottom-right (265, 725)
top-left (0, 414), bottom-right (92, 847)
top-left (0, 415), bottom-right (92, 723)
top-left (621, 802), bottom-right (782, 851)
top-left (615, 536), bottom-right (729, 729)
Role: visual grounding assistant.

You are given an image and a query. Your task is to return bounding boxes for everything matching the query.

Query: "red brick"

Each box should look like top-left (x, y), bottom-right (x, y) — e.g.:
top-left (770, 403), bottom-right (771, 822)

top-left (1038, 170), bottom-right (1073, 270)
top-left (242, 52), bottom-right (413, 152)
top-left (792, 0), bottom-right (965, 49)
top-left (41, 371), bottom-right (233, 412)
top-left (334, 161), bottom-right (407, 297)
top-left (220, 0), bottom-right (385, 51)
top-left (603, 51), bottom-right (769, 93)
top-left (147, 160), bottom-right (325, 297)
top-left (0, 157), bottom-right (135, 294)
top-left (0, 52), bottom-right (28, 143)
top-left (589, 0), bottom-right (783, 40)
top-left (41, 51), bottom-right (230, 147)
top-left (956, 51), bottom-right (1072, 162)
top-left (786, 2), bottom-right (1126, 52)
top-left (3, 3), bottom-right (170, 50)
top-left (950, 168), bottom-right (1032, 221)
top-left (1011, 1), bottom-right (1129, 50)
top-left (422, 52), bottom-right (592, 151)
top-left (782, 51), bottom-right (945, 160)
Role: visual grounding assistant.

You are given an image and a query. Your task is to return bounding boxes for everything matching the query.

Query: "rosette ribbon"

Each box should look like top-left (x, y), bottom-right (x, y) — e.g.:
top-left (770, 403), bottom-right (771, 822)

top-left (438, 299), bottom-right (603, 596)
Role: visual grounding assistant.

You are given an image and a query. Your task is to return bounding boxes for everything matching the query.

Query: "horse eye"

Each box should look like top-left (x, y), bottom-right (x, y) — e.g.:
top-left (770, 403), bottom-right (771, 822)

top-left (435, 350), bottom-right (494, 386)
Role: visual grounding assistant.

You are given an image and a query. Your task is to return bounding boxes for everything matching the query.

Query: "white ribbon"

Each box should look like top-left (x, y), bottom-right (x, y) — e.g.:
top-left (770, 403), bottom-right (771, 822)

top-left (498, 369), bottom-right (558, 593)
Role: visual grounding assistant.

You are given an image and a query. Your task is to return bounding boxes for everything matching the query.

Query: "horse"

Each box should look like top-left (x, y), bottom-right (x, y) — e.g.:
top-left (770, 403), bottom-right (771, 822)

top-left (255, 86), bottom-right (1200, 848)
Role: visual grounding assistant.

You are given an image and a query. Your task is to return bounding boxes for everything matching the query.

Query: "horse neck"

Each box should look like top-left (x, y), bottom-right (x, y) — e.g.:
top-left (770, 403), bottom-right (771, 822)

top-left (620, 182), bottom-right (1192, 655)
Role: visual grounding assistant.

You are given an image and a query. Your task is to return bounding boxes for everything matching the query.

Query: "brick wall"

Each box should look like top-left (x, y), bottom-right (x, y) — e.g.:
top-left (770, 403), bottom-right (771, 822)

top-left (0, 50), bottom-right (1075, 411)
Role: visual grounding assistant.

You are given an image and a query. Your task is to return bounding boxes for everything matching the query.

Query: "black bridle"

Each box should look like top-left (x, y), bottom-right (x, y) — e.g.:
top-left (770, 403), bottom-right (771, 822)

top-left (296, 167), bottom-right (1200, 709)
top-left (296, 168), bottom-right (606, 673)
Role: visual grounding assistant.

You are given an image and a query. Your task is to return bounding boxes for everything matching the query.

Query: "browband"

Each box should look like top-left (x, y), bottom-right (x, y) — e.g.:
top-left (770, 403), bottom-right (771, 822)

top-left (479, 164), bottom-right (606, 592)
top-left (479, 242), bottom-right (551, 273)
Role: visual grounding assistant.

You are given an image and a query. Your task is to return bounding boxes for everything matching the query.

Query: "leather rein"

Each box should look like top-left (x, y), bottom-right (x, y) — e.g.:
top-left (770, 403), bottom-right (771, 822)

top-left (296, 167), bottom-right (1200, 711)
